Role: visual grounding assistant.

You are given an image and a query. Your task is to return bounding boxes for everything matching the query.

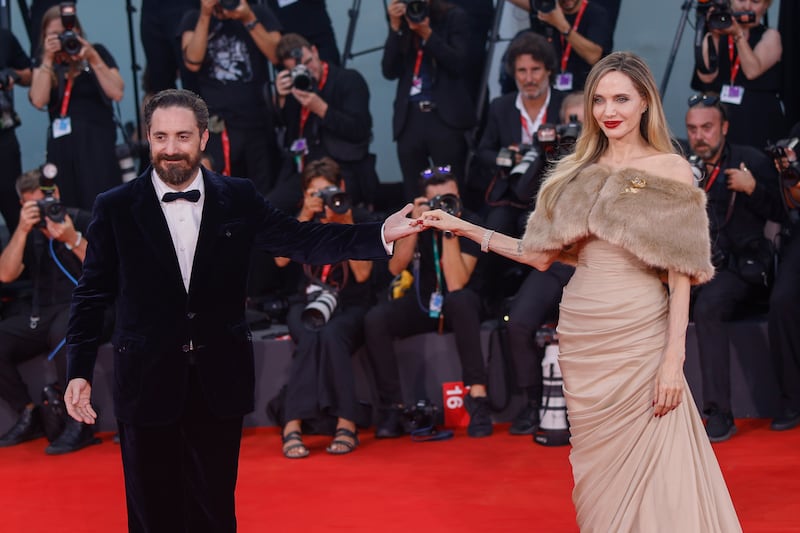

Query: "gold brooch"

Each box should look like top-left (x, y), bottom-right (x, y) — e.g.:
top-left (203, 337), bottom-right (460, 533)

top-left (623, 176), bottom-right (647, 194)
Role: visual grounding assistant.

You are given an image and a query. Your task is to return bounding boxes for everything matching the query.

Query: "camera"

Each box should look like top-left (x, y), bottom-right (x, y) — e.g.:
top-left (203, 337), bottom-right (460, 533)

top-left (424, 193), bottom-right (463, 217)
top-left (530, 0), bottom-right (557, 13)
top-left (0, 68), bottom-right (21, 91)
top-left (290, 64), bottom-right (314, 91)
top-left (36, 163), bottom-right (66, 228)
top-left (218, 0), bottom-right (241, 10)
top-left (555, 115), bottom-right (582, 156)
top-left (402, 0), bottom-right (429, 24)
top-left (403, 399), bottom-right (440, 430)
top-left (687, 153), bottom-right (707, 186)
top-left (765, 137), bottom-right (800, 188)
top-left (301, 286), bottom-right (339, 330)
top-left (314, 185), bottom-right (351, 215)
top-left (58, 3), bottom-right (82, 57)
top-left (698, 0), bottom-right (755, 31)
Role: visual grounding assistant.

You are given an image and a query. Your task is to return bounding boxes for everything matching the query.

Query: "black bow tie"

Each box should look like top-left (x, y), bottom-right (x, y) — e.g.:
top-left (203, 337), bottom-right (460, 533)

top-left (162, 190), bottom-right (201, 203)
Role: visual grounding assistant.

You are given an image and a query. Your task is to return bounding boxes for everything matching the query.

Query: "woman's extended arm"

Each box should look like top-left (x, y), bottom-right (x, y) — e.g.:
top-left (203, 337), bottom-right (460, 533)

top-left (653, 269), bottom-right (691, 417)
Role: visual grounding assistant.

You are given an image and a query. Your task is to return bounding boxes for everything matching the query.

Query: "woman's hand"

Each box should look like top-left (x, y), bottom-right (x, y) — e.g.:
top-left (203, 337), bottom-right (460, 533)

top-left (653, 347), bottom-right (685, 417)
top-left (42, 31), bottom-right (61, 64)
top-left (419, 208), bottom-right (469, 235)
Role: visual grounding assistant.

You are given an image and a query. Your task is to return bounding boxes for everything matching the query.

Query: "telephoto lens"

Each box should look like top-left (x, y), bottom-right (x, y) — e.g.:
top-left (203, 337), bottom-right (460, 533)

top-left (301, 289), bottom-right (339, 330)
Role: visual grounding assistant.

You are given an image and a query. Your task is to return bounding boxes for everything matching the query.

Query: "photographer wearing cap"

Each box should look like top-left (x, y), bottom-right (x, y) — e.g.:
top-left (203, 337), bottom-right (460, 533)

top-left (0, 168), bottom-right (102, 454)
top-left (268, 33), bottom-right (378, 214)
top-left (28, 3), bottom-right (124, 212)
top-left (365, 166), bottom-right (492, 438)
top-left (692, 0), bottom-right (785, 150)
top-left (0, 29), bottom-right (31, 236)
top-left (766, 121), bottom-right (800, 432)
top-left (272, 157), bottom-right (373, 458)
top-left (382, 0), bottom-right (475, 203)
top-left (506, 0), bottom-right (612, 92)
top-left (180, 0), bottom-right (283, 193)
top-left (685, 94), bottom-right (784, 442)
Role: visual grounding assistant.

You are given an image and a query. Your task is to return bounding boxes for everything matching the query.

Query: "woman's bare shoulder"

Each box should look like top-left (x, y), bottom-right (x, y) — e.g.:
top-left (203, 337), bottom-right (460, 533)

top-left (637, 153), bottom-right (694, 186)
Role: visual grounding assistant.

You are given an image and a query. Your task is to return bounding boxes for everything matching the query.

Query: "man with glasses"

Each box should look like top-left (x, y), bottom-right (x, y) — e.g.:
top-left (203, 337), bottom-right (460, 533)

top-left (364, 166), bottom-right (492, 438)
top-left (685, 93), bottom-right (783, 442)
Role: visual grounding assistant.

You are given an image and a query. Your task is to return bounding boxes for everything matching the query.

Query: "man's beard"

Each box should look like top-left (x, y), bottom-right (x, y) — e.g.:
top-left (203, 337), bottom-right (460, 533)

top-left (153, 152), bottom-right (202, 186)
top-left (520, 84), bottom-right (546, 100)
top-left (693, 140), bottom-right (723, 162)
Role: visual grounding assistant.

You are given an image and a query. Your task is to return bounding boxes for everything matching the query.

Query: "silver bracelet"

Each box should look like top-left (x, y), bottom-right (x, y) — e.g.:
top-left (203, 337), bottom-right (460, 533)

top-left (481, 229), bottom-right (495, 253)
top-left (65, 231), bottom-right (82, 251)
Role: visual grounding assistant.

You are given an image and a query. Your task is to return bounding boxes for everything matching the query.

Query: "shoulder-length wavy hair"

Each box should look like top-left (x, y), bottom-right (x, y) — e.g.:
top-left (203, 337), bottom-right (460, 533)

top-left (536, 51), bottom-right (676, 217)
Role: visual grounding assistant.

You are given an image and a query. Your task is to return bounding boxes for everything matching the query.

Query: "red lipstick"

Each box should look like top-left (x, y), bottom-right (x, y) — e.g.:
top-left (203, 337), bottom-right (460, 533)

top-left (603, 121), bottom-right (622, 129)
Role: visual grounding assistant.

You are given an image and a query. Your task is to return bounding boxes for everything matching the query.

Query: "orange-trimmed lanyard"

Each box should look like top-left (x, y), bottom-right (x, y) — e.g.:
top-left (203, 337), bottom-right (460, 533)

top-left (727, 35), bottom-right (741, 85)
top-left (413, 46), bottom-right (424, 79)
top-left (59, 77), bottom-right (74, 118)
top-left (560, 0), bottom-right (588, 73)
top-left (298, 61), bottom-right (330, 138)
top-left (704, 161), bottom-right (723, 192)
top-left (520, 109), bottom-right (547, 145)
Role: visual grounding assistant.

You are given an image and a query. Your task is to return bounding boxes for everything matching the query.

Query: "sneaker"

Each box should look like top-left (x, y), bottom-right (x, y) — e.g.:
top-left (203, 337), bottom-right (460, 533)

top-left (45, 418), bottom-right (101, 455)
top-left (465, 395), bottom-right (493, 438)
top-left (375, 405), bottom-right (405, 439)
top-left (706, 410), bottom-right (737, 442)
top-left (771, 408), bottom-right (800, 431)
top-left (0, 405), bottom-right (45, 447)
top-left (509, 402), bottom-right (540, 435)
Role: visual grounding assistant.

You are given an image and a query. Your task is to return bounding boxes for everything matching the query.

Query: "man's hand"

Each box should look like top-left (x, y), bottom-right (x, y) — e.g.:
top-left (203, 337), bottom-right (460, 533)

top-left (299, 186), bottom-right (325, 221)
top-left (65, 378), bottom-right (97, 424)
top-left (275, 69), bottom-right (293, 97)
top-left (291, 89), bottom-right (328, 118)
top-left (408, 17), bottom-right (432, 41)
top-left (388, 0), bottom-right (406, 32)
top-left (45, 213), bottom-right (79, 245)
top-left (384, 203), bottom-right (425, 243)
top-left (17, 201), bottom-right (41, 235)
top-left (538, 3), bottom-right (571, 34)
top-left (725, 163), bottom-right (756, 195)
top-left (200, 0), bottom-right (218, 17)
top-left (216, 0), bottom-right (255, 23)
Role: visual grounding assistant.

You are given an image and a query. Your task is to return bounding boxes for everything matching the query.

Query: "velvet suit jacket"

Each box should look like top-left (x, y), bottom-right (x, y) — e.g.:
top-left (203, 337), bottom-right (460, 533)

top-left (66, 167), bottom-right (387, 426)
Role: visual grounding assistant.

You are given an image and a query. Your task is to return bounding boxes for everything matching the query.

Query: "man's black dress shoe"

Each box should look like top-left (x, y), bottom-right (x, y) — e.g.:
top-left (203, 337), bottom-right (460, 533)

top-left (0, 405), bottom-right (45, 447)
top-left (45, 418), bottom-right (101, 455)
top-left (375, 405), bottom-right (405, 438)
top-left (771, 409), bottom-right (800, 431)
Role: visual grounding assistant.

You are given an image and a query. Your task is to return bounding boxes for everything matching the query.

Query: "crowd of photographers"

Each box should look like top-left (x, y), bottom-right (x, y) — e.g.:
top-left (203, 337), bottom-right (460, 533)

top-left (0, 0), bottom-right (798, 457)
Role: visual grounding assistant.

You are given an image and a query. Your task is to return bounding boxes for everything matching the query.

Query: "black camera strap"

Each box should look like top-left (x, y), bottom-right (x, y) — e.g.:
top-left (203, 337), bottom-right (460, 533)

top-left (410, 426), bottom-right (454, 442)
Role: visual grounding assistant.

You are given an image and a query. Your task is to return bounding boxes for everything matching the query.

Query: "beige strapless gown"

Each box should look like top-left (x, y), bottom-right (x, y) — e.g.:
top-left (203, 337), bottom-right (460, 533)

top-left (557, 238), bottom-right (741, 533)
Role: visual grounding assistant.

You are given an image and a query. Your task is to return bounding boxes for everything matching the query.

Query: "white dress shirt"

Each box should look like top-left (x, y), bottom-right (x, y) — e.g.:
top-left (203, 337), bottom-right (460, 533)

top-left (152, 170), bottom-right (204, 292)
top-left (515, 88), bottom-right (552, 145)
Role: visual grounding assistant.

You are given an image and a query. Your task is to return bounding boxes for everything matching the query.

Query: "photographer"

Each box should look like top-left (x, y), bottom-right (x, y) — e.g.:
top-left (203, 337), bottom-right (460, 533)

top-left (273, 158), bottom-right (372, 458)
top-left (693, 0), bottom-right (785, 150)
top-left (0, 29), bottom-right (32, 235)
top-left (266, 0), bottom-right (340, 66)
top-left (685, 94), bottom-right (783, 442)
top-left (28, 4), bottom-right (124, 212)
top-left (0, 169), bottom-right (100, 454)
top-left (382, 0), bottom-right (475, 203)
top-left (180, 0), bottom-right (282, 193)
top-left (268, 33), bottom-right (377, 214)
top-left (364, 166), bottom-right (492, 438)
top-left (505, 0), bottom-right (612, 92)
top-left (767, 121), bottom-right (800, 432)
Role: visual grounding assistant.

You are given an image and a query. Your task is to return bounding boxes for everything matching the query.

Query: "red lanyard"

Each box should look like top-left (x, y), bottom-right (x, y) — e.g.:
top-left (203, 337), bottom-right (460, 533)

top-left (727, 35), bottom-right (741, 85)
top-left (320, 264), bottom-right (331, 283)
top-left (520, 109), bottom-right (547, 144)
top-left (560, 0), bottom-right (588, 73)
top-left (59, 76), bottom-right (74, 118)
top-left (413, 46), bottom-right (424, 79)
top-left (298, 61), bottom-right (329, 138)
top-left (704, 162), bottom-right (722, 192)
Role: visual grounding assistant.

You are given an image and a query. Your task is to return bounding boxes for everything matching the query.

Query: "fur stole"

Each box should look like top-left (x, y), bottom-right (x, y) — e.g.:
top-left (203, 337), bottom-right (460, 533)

top-left (522, 164), bottom-right (715, 285)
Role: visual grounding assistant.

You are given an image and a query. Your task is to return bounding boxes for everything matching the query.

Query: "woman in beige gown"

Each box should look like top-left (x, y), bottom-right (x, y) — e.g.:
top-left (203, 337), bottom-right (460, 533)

top-left (419, 52), bottom-right (742, 532)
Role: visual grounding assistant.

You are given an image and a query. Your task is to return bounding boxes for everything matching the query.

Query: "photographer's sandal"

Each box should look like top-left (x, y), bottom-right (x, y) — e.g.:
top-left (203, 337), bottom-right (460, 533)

top-left (282, 431), bottom-right (310, 459)
top-left (326, 428), bottom-right (359, 455)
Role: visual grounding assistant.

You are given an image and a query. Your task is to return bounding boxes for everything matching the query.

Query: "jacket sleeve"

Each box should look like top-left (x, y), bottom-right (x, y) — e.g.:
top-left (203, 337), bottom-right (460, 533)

top-left (381, 30), bottom-right (406, 80)
top-left (320, 70), bottom-right (372, 144)
top-left (423, 8), bottom-right (469, 78)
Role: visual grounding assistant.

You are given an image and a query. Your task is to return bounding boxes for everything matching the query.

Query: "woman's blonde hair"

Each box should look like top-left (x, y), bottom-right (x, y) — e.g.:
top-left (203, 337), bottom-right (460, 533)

top-left (536, 51), bottom-right (675, 217)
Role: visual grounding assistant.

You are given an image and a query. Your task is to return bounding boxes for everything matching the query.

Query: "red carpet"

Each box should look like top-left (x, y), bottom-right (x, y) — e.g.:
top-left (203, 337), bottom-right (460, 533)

top-left (1, 419), bottom-right (799, 532)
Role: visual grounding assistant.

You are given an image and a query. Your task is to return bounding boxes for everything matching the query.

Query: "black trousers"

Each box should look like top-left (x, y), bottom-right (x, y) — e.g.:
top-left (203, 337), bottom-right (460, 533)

top-left (205, 125), bottom-right (279, 195)
top-left (693, 268), bottom-right (759, 414)
top-left (396, 105), bottom-right (467, 202)
top-left (365, 288), bottom-right (485, 406)
top-left (284, 302), bottom-right (367, 423)
top-left (0, 304), bottom-right (69, 414)
top-left (507, 263), bottom-right (575, 397)
top-left (118, 368), bottom-right (243, 533)
top-left (0, 130), bottom-right (22, 233)
top-left (769, 230), bottom-right (800, 411)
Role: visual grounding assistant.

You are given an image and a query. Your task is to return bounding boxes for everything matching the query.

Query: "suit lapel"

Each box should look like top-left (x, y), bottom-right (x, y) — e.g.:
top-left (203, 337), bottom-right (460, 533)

top-left (130, 172), bottom-right (185, 292)
top-left (188, 170), bottom-right (230, 296)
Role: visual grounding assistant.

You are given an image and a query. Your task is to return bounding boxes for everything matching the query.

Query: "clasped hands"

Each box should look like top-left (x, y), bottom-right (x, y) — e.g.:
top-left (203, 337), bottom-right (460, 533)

top-left (384, 203), bottom-right (468, 243)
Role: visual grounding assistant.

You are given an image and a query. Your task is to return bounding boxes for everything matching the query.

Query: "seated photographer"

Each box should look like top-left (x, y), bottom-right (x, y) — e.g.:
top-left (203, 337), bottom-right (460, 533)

top-left (180, 0), bottom-right (283, 194)
top-left (0, 28), bottom-right (32, 236)
top-left (504, 0), bottom-right (612, 92)
top-left (0, 168), bottom-right (101, 454)
top-left (268, 33), bottom-right (378, 214)
top-left (274, 157), bottom-right (373, 458)
top-left (685, 94), bottom-right (783, 442)
top-left (766, 121), bottom-right (800, 432)
top-left (28, 4), bottom-right (124, 212)
top-left (692, 0), bottom-right (786, 150)
top-left (364, 166), bottom-right (492, 438)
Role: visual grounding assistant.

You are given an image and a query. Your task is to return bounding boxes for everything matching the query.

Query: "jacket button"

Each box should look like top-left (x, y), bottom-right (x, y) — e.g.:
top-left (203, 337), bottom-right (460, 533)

top-left (181, 344), bottom-right (191, 353)
top-left (187, 312), bottom-right (196, 319)
top-left (225, 230), bottom-right (232, 237)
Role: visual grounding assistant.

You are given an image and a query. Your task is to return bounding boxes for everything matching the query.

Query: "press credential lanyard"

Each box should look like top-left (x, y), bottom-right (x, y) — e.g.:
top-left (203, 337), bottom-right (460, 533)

top-left (52, 76), bottom-right (74, 139)
top-left (295, 61), bottom-right (329, 172)
top-left (559, 0), bottom-right (588, 74)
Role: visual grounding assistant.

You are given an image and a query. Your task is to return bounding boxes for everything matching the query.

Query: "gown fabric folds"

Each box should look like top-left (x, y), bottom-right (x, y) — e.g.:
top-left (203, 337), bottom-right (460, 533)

top-left (558, 238), bottom-right (742, 532)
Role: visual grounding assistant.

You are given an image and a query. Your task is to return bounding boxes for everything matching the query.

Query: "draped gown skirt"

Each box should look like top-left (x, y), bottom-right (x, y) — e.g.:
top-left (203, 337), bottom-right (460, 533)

top-left (557, 238), bottom-right (741, 532)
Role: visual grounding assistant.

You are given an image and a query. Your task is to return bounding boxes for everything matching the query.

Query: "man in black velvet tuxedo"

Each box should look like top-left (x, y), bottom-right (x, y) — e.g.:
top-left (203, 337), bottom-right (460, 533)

top-left (62, 89), bottom-right (419, 532)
